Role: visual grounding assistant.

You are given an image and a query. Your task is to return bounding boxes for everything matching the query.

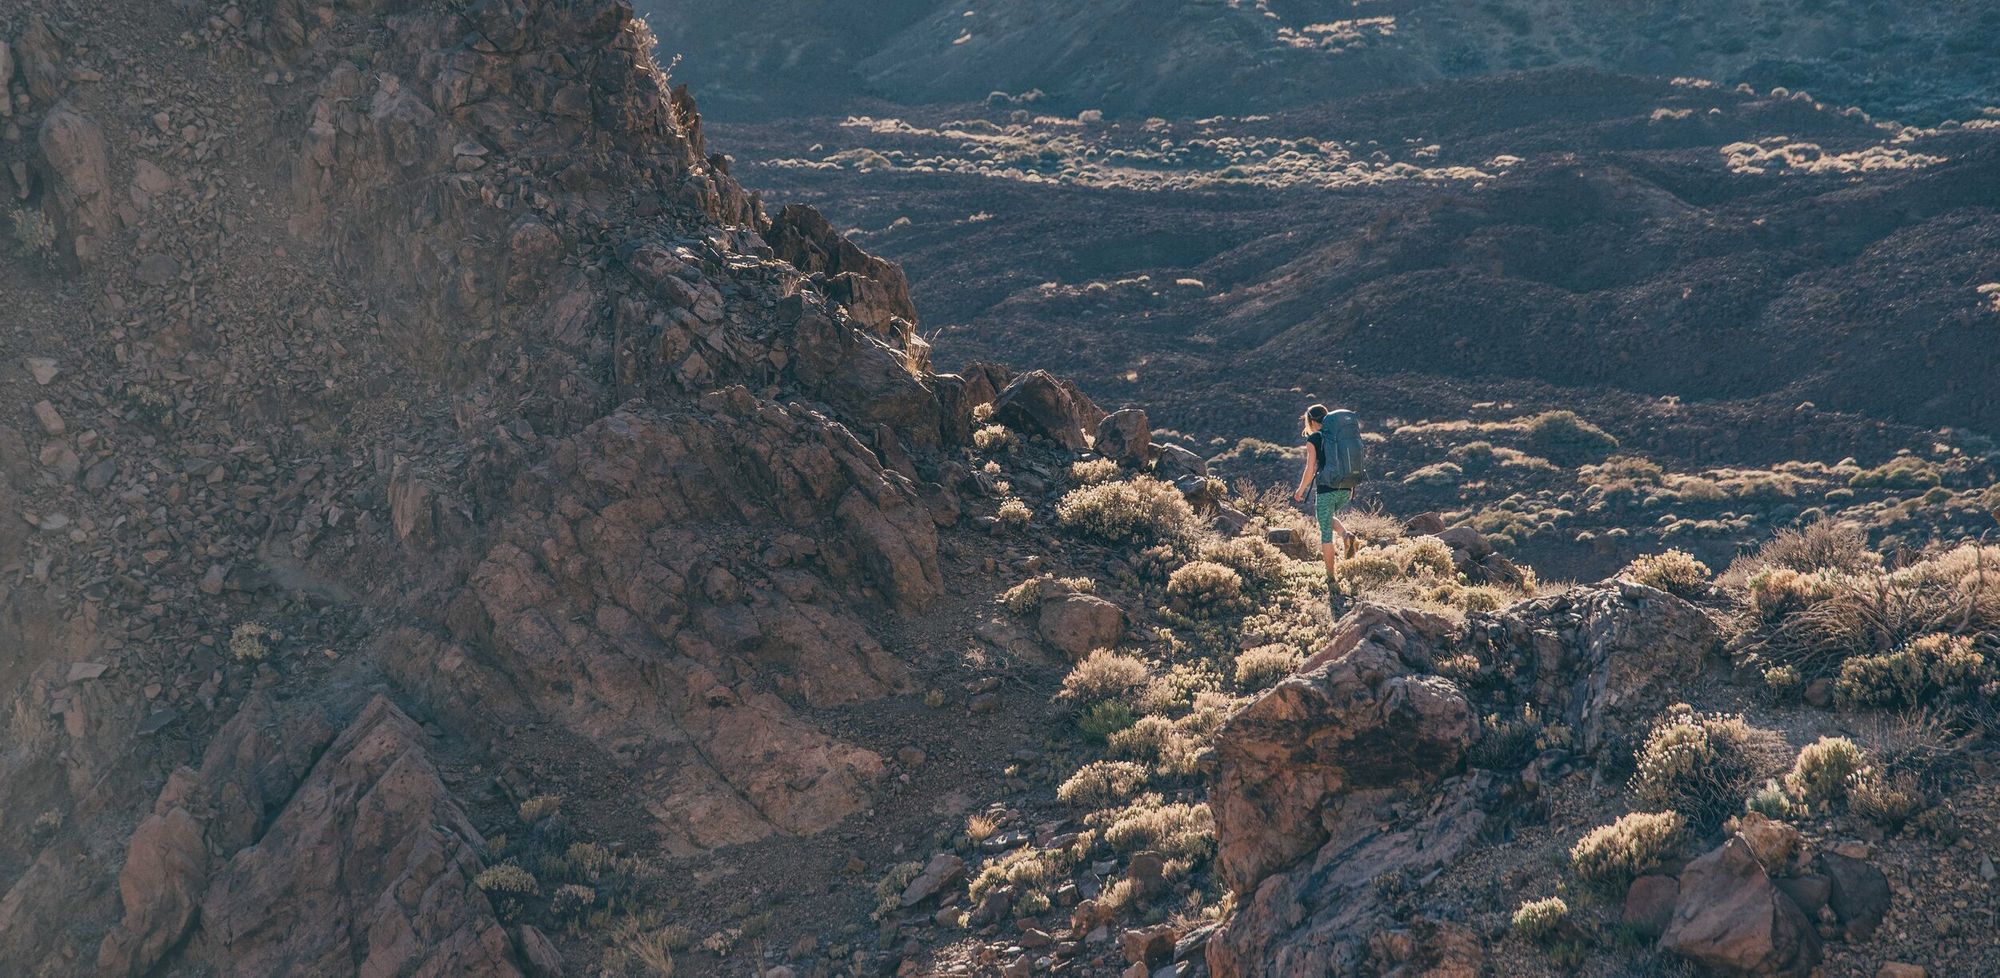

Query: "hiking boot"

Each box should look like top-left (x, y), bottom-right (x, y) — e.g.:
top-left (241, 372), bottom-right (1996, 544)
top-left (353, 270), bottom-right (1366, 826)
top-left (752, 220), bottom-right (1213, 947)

top-left (1327, 589), bottom-right (1348, 619)
top-left (1345, 535), bottom-right (1360, 560)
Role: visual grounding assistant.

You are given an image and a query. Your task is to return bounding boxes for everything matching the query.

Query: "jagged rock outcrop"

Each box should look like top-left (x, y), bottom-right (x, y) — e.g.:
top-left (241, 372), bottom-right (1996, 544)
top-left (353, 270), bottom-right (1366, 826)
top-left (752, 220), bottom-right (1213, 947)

top-left (1208, 584), bottom-right (1725, 977)
top-left (98, 691), bottom-right (336, 977)
top-left (1459, 581), bottom-right (1721, 754)
top-left (94, 694), bottom-right (541, 978)
top-left (991, 369), bottom-right (1104, 451)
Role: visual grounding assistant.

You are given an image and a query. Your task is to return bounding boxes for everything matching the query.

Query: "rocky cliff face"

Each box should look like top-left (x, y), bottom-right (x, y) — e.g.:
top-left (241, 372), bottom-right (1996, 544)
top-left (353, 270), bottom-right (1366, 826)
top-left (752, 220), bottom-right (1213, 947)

top-left (0, 0), bottom-right (991, 973)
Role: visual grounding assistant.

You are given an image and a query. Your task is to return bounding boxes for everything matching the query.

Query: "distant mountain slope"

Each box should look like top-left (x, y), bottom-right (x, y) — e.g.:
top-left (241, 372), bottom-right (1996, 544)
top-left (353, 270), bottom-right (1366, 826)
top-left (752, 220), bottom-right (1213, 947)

top-left (643, 0), bottom-right (2000, 123)
top-left (716, 69), bottom-right (2000, 443)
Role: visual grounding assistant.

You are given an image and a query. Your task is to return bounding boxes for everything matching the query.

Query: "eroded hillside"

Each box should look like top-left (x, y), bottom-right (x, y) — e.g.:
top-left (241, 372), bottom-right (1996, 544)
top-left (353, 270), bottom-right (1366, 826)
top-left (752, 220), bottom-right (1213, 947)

top-left (642, 0), bottom-right (2000, 123)
top-left (0, 3), bottom-right (1995, 978)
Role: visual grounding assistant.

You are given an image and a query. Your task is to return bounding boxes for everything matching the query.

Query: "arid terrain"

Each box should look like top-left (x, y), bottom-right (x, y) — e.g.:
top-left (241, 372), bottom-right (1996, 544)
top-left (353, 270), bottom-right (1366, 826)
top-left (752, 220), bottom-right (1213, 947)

top-left (0, 3), bottom-right (1994, 978)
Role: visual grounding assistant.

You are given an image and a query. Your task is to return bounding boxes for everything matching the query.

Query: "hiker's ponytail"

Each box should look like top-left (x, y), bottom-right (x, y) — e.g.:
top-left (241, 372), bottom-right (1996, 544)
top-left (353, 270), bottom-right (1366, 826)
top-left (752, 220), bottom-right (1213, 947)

top-left (1301, 403), bottom-right (1328, 437)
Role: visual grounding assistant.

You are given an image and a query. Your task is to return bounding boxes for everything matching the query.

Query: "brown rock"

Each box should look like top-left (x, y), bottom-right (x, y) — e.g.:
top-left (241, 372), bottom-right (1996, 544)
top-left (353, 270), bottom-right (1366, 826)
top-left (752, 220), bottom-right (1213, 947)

top-left (899, 853), bottom-right (965, 908)
top-left (1661, 837), bottom-right (1820, 977)
top-left (992, 370), bottom-right (1100, 451)
top-left (1095, 409), bottom-right (1153, 468)
top-left (37, 104), bottom-right (113, 246)
top-left (1403, 512), bottom-right (1446, 535)
top-left (1037, 593), bottom-right (1125, 658)
top-left (1803, 678), bottom-right (1834, 707)
top-left (1623, 875), bottom-right (1679, 939)
top-left (1819, 851), bottom-right (1890, 940)
top-left (1121, 924), bottom-right (1178, 967)
top-left (1733, 812), bottom-right (1803, 874)
top-left (194, 696), bottom-right (527, 978)
top-left (1876, 965), bottom-right (1926, 978)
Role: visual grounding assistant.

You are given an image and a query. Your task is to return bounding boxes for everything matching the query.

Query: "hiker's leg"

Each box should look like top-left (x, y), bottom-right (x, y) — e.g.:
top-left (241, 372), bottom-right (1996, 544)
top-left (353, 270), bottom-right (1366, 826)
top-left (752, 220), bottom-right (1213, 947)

top-left (1321, 541), bottom-right (1339, 580)
top-left (1316, 491), bottom-right (1339, 580)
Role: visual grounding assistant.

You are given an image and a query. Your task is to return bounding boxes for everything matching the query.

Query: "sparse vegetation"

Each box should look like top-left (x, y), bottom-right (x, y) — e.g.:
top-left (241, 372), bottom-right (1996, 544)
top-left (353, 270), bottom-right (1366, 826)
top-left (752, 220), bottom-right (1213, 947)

top-left (974, 424), bottom-right (1017, 453)
top-left (1622, 549), bottom-right (1711, 598)
top-left (1056, 477), bottom-right (1197, 546)
top-left (229, 623), bottom-right (278, 661)
top-left (1632, 705), bottom-right (1777, 824)
top-left (1233, 644), bottom-right (1301, 690)
top-left (1521, 410), bottom-right (1618, 457)
top-left (1165, 560), bottom-right (1247, 617)
top-left (1785, 736), bottom-right (1867, 811)
top-left (1058, 760), bottom-right (1151, 808)
top-left (1569, 811), bottom-right (1684, 889)
top-left (995, 497), bottom-right (1033, 528)
top-left (1061, 650), bottom-right (1151, 703)
top-left (1090, 794), bottom-right (1215, 860)
top-left (1511, 896), bottom-right (1570, 942)
top-left (1070, 458), bottom-right (1122, 484)
top-left (1835, 633), bottom-right (1990, 708)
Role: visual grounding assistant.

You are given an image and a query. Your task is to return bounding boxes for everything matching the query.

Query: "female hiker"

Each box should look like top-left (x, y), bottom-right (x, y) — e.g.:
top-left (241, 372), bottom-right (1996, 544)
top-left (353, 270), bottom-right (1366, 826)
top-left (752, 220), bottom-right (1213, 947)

top-left (1293, 404), bottom-right (1365, 609)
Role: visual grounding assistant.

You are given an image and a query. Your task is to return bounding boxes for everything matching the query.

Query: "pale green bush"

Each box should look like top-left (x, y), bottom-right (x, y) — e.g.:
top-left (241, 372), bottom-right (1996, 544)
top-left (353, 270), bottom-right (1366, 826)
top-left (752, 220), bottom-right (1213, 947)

top-left (1570, 811), bottom-right (1683, 888)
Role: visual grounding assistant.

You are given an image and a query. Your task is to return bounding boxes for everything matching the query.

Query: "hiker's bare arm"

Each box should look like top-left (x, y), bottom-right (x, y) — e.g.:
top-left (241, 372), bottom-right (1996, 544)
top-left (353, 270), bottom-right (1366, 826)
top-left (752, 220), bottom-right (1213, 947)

top-left (1294, 444), bottom-right (1314, 501)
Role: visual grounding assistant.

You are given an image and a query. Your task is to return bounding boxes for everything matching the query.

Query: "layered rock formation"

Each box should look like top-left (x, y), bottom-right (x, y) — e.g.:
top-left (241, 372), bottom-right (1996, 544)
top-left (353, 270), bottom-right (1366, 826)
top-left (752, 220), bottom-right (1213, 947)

top-left (1207, 583), bottom-right (1722, 976)
top-left (0, 0), bottom-right (1011, 972)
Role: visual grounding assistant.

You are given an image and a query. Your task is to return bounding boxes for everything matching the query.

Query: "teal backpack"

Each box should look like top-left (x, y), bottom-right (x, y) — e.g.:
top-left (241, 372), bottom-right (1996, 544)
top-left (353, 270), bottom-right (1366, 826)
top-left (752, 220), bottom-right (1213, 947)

top-left (1316, 410), bottom-right (1366, 490)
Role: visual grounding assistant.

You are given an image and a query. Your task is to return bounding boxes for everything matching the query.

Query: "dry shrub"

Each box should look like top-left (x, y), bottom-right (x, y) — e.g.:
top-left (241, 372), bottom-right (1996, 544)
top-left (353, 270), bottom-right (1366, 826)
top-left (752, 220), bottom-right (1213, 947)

top-left (1732, 520), bottom-right (1880, 580)
top-left (1061, 650), bottom-right (1150, 703)
top-left (1341, 508), bottom-right (1407, 548)
top-left (1090, 794), bottom-right (1215, 860)
top-left (1511, 897), bottom-right (1570, 942)
top-left (1057, 478), bottom-right (1196, 546)
top-left (1107, 716), bottom-right (1197, 774)
top-left (1233, 644), bottom-right (1302, 691)
top-left (1336, 552), bottom-right (1402, 591)
top-left (1199, 535), bottom-right (1290, 590)
top-left (967, 846), bottom-right (1077, 905)
top-left (1166, 560), bottom-right (1247, 617)
top-left (475, 863), bottom-right (539, 895)
top-left (973, 424), bottom-right (1017, 453)
top-left (1846, 767), bottom-right (1924, 827)
top-left (1632, 705), bottom-right (1780, 825)
top-left (1402, 462), bottom-right (1464, 487)
top-left (1570, 811), bottom-right (1683, 888)
top-left (1746, 568), bottom-right (1840, 622)
top-left (1834, 633), bottom-right (1989, 708)
top-left (996, 497), bottom-right (1033, 528)
top-left (1070, 458), bottom-right (1122, 484)
top-left (1848, 455), bottom-right (1941, 490)
top-left (1784, 736), bottom-right (1867, 810)
top-left (1394, 537), bottom-right (1459, 580)
top-left (1057, 760), bottom-right (1150, 808)
top-left (1741, 544), bottom-right (1999, 673)
top-left (1521, 410), bottom-right (1618, 457)
top-left (1622, 549), bottom-right (1712, 598)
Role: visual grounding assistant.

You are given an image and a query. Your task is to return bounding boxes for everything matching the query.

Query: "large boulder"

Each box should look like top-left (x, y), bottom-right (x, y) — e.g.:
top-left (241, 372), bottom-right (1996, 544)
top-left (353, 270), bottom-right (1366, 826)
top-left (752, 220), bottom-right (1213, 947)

top-left (1095, 409), bottom-right (1153, 468)
top-left (1037, 593), bottom-right (1126, 659)
top-left (991, 370), bottom-right (1102, 451)
top-left (1662, 837), bottom-right (1821, 977)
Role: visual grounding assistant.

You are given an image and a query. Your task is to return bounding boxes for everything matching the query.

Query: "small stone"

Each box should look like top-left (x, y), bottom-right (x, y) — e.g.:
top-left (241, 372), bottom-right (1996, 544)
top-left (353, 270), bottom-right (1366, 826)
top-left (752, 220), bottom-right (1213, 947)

top-left (31, 399), bottom-right (64, 435)
top-left (199, 564), bottom-right (226, 595)
top-left (1803, 678), bottom-right (1834, 707)
top-left (24, 357), bottom-right (57, 385)
top-left (66, 661), bottom-right (109, 682)
top-left (1876, 965), bottom-right (1925, 978)
top-left (968, 692), bottom-right (999, 714)
top-left (896, 747), bottom-right (926, 767)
